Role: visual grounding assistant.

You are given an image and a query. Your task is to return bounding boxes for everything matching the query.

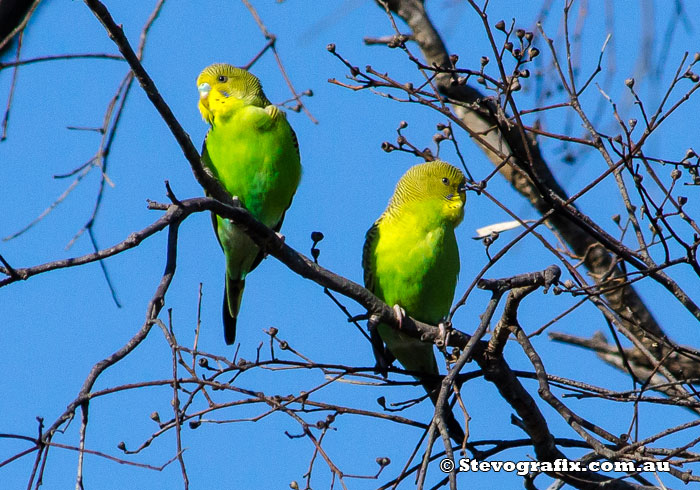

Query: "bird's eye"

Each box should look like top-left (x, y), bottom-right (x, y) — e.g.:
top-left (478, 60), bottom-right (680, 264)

top-left (217, 75), bottom-right (228, 83)
top-left (441, 177), bottom-right (449, 185)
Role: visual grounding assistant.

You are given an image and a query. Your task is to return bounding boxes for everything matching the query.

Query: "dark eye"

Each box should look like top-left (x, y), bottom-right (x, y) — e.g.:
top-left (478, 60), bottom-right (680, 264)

top-left (217, 75), bottom-right (228, 83)
top-left (441, 177), bottom-right (449, 185)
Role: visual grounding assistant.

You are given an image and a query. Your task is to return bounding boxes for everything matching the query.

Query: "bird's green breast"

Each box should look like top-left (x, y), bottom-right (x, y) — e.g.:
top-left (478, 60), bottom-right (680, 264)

top-left (372, 204), bottom-right (460, 325)
top-left (203, 105), bottom-right (301, 228)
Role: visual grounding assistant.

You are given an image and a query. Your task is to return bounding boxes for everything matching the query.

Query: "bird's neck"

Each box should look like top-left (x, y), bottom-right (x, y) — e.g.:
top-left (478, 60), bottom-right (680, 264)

top-left (382, 200), bottom-right (453, 232)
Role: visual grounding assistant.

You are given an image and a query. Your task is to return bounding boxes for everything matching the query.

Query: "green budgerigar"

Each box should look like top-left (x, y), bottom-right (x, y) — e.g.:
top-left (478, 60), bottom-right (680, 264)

top-left (363, 160), bottom-right (467, 443)
top-left (197, 63), bottom-right (301, 345)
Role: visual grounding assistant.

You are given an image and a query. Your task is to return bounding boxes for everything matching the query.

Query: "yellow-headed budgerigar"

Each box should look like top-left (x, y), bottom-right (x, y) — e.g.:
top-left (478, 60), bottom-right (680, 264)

top-left (197, 63), bottom-right (301, 345)
top-left (363, 160), bottom-right (467, 443)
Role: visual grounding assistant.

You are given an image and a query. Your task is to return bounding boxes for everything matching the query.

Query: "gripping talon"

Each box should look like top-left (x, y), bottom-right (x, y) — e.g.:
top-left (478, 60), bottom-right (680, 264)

top-left (437, 320), bottom-right (451, 348)
top-left (393, 304), bottom-right (406, 329)
top-left (262, 232), bottom-right (286, 259)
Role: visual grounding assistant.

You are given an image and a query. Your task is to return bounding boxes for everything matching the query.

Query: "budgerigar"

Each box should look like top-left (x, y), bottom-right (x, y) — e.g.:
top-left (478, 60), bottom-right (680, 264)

top-left (362, 160), bottom-right (467, 443)
top-left (197, 63), bottom-right (301, 345)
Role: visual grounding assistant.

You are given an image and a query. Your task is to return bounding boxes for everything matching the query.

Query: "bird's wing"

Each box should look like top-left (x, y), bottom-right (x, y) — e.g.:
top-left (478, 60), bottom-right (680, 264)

top-left (273, 118), bottom-right (301, 224)
top-left (246, 107), bottom-right (301, 273)
top-left (201, 134), bottom-right (227, 251)
top-left (362, 221), bottom-right (380, 293)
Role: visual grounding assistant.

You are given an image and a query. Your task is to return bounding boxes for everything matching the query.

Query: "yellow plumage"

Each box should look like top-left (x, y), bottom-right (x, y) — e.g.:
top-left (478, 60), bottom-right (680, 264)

top-left (197, 63), bottom-right (301, 345)
top-left (363, 160), bottom-right (467, 443)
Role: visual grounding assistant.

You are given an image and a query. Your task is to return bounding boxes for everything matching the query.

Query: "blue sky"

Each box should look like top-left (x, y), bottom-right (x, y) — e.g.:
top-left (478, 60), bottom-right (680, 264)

top-left (1, 1), bottom-right (699, 488)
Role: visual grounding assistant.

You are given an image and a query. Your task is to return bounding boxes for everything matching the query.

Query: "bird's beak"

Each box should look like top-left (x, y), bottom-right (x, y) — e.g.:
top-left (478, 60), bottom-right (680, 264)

top-left (198, 82), bottom-right (211, 108)
top-left (458, 181), bottom-right (468, 193)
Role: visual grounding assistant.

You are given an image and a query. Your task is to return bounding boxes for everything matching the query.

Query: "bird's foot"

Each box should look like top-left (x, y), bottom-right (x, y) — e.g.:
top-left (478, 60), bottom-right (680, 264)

top-left (262, 232), bottom-right (286, 259)
top-left (436, 319), bottom-right (452, 348)
top-left (393, 304), bottom-right (406, 329)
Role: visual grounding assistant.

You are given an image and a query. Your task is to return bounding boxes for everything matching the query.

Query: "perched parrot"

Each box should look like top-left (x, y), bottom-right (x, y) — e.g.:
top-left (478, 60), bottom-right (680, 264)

top-left (197, 63), bottom-right (301, 345)
top-left (362, 160), bottom-right (467, 444)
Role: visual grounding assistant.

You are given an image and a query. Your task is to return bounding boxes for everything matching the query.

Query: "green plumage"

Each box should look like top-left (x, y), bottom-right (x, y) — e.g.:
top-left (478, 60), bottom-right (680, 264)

top-left (363, 160), bottom-right (466, 443)
top-left (197, 63), bottom-right (301, 345)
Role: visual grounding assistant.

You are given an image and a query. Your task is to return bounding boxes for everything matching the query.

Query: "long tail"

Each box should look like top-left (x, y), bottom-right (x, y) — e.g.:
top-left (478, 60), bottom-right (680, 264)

top-left (223, 276), bottom-right (245, 345)
top-left (421, 377), bottom-right (465, 446)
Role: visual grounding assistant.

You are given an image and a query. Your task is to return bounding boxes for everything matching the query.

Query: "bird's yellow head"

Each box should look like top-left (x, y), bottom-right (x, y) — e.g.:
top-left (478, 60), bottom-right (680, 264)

top-left (389, 160), bottom-right (467, 224)
top-left (196, 63), bottom-right (269, 124)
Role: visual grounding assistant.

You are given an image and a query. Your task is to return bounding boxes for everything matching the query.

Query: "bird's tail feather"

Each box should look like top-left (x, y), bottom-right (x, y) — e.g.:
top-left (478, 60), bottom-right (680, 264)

top-left (223, 276), bottom-right (245, 345)
top-left (421, 377), bottom-right (465, 446)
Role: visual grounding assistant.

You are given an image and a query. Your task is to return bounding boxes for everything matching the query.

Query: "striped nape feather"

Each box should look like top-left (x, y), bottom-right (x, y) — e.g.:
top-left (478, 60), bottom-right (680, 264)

top-left (198, 63), bottom-right (270, 106)
top-left (384, 160), bottom-right (465, 215)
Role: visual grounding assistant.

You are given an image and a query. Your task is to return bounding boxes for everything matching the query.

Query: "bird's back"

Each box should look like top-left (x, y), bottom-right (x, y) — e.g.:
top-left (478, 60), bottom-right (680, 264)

top-left (203, 104), bottom-right (301, 228)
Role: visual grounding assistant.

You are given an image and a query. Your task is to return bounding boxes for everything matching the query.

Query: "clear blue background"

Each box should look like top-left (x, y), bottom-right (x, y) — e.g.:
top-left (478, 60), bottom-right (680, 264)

top-left (1, 1), bottom-right (698, 488)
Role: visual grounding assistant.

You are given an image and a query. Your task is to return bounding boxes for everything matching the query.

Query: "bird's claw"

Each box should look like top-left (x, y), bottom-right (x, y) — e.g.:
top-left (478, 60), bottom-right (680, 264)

top-left (393, 304), bottom-right (406, 329)
top-left (436, 319), bottom-right (452, 348)
top-left (262, 232), bottom-right (286, 259)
